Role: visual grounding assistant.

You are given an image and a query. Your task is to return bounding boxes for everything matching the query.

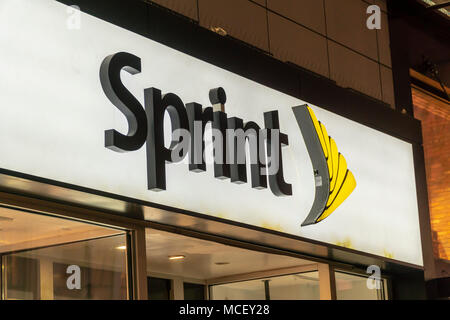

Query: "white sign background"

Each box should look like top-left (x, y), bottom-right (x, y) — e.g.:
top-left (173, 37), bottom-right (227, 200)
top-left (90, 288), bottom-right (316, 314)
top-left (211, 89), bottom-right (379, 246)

top-left (0, 0), bottom-right (423, 266)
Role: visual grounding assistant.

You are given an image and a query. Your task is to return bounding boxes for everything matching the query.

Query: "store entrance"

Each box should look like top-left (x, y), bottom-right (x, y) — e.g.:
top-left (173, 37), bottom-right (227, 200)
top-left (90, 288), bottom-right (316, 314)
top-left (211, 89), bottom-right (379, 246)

top-left (145, 228), bottom-right (320, 300)
top-left (0, 204), bottom-right (388, 300)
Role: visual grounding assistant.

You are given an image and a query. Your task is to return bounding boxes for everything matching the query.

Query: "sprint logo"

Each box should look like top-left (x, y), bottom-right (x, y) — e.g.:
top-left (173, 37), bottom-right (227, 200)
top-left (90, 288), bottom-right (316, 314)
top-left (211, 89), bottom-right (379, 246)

top-left (100, 52), bottom-right (356, 228)
top-left (293, 105), bottom-right (356, 226)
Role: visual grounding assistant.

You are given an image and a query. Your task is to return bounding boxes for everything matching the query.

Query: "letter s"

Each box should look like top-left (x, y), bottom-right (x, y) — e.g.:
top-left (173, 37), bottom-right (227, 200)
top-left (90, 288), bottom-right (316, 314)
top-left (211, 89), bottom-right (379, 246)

top-left (100, 52), bottom-right (147, 152)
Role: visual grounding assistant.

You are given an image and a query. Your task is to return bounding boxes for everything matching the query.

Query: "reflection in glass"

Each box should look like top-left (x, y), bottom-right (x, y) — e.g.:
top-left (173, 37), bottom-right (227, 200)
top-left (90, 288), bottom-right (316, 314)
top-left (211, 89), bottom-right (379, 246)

top-left (210, 271), bottom-right (319, 300)
top-left (211, 278), bottom-right (265, 300)
top-left (335, 271), bottom-right (386, 300)
top-left (148, 277), bottom-right (171, 300)
top-left (4, 256), bottom-right (39, 300)
top-left (184, 282), bottom-right (205, 300)
top-left (267, 272), bottom-right (319, 300)
top-left (0, 207), bottom-right (129, 300)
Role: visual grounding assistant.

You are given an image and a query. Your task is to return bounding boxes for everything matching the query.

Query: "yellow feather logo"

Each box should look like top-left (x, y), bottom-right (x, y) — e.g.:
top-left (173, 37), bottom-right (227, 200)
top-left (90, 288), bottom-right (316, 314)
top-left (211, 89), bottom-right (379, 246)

top-left (293, 105), bottom-right (356, 226)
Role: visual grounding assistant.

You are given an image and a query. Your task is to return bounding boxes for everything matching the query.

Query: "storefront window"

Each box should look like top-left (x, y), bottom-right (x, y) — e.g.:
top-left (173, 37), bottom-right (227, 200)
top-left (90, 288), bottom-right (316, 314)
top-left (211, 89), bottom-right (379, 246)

top-left (0, 207), bottom-right (130, 300)
top-left (335, 271), bottom-right (386, 300)
top-left (147, 277), bottom-right (171, 300)
top-left (145, 228), bottom-right (319, 300)
top-left (210, 279), bottom-right (266, 300)
top-left (267, 272), bottom-right (320, 300)
top-left (210, 272), bottom-right (320, 300)
top-left (183, 283), bottom-right (205, 300)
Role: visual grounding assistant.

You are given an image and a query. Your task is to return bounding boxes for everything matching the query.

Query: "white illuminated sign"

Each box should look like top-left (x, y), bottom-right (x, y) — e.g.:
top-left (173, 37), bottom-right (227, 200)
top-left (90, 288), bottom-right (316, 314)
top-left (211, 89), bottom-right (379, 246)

top-left (0, 0), bottom-right (423, 265)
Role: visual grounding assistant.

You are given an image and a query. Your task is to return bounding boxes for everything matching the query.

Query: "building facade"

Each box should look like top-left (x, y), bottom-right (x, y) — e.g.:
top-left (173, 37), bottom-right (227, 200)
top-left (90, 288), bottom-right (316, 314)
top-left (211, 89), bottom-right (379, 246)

top-left (0, 0), bottom-right (447, 300)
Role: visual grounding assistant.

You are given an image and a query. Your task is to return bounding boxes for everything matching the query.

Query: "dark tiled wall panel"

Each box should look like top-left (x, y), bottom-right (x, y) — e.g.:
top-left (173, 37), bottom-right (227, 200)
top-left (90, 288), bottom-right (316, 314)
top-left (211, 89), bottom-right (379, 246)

top-left (147, 0), bottom-right (395, 108)
top-left (56, 0), bottom-right (421, 143)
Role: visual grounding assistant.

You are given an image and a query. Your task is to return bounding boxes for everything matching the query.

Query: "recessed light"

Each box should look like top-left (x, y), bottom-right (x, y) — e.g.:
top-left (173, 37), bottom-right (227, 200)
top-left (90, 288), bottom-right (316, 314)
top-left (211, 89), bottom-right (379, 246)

top-left (168, 255), bottom-right (185, 260)
top-left (116, 245), bottom-right (127, 250)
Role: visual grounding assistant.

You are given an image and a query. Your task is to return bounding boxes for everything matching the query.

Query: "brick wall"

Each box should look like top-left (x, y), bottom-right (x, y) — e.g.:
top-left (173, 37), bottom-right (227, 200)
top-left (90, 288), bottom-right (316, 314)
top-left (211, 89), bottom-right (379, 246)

top-left (413, 87), bottom-right (450, 261)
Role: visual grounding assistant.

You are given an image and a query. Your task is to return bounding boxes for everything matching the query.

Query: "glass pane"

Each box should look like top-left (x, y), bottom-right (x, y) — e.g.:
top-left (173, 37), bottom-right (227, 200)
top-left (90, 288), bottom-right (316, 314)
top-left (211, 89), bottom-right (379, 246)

top-left (146, 228), bottom-right (318, 301)
top-left (50, 235), bottom-right (128, 299)
top-left (184, 282), bottom-right (205, 300)
top-left (4, 256), bottom-right (39, 300)
top-left (0, 207), bottom-right (129, 300)
top-left (335, 271), bottom-right (385, 300)
top-left (210, 271), bottom-right (320, 300)
top-left (268, 272), bottom-right (319, 300)
top-left (211, 279), bottom-right (266, 300)
top-left (148, 277), bottom-right (171, 300)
